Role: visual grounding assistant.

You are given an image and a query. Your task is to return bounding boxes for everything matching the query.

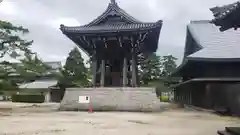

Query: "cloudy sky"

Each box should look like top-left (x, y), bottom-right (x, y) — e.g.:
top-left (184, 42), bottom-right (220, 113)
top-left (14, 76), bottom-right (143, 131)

top-left (0, 0), bottom-right (236, 65)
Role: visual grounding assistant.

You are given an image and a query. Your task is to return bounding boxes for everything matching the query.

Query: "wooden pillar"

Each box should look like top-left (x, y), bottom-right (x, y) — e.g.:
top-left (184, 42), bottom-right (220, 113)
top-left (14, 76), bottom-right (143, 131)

top-left (100, 59), bottom-right (105, 87)
top-left (91, 56), bottom-right (97, 87)
top-left (174, 89), bottom-right (177, 102)
top-left (181, 90), bottom-right (183, 104)
top-left (185, 92), bottom-right (187, 104)
top-left (176, 91), bottom-right (178, 102)
top-left (185, 90), bottom-right (188, 104)
top-left (131, 52), bottom-right (137, 87)
top-left (122, 57), bottom-right (127, 87)
top-left (189, 90), bottom-right (192, 105)
top-left (180, 91), bottom-right (182, 103)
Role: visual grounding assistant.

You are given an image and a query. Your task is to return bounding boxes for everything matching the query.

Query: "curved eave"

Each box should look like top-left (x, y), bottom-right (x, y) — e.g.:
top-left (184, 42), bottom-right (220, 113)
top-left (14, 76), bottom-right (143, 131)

top-left (211, 16), bottom-right (240, 31)
top-left (63, 33), bottom-right (91, 56)
top-left (172, 56), bottom-right (240, 77)
top-left (187, 24), bottom-right (204, 49)
top-left (149, 23), bottom-right (162, 52)
top-left (187, 56), bottom-right (240, 62)
top-left (60, 20), bottom-right (162, 35)
top-left (60, 20), bottom-right (162, 55)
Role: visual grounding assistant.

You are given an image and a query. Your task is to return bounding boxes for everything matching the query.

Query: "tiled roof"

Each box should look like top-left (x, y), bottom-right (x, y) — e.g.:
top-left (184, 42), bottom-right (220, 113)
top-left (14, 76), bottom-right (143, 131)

top-left (210, 1), bottom-right (240, 31)
top-left (60, 21), bottom-right (162, 34)
top-left (45, 62), bottom-right (62, 69)
top-left (60, 0), bottom-right (162, 34)
top-left (187, 20), bottom-right (240, 60)
top-left (19, 79), bottom-right (58, 89)
top-left (85, 0), bottom-right (142, 26)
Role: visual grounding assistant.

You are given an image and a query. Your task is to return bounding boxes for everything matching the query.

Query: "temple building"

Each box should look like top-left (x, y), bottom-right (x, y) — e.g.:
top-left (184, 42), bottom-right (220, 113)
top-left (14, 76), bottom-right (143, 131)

top-left (173, 20), bottom-right (240, 116)
top-left (59, 0), bottom-right (163, 112)
top-left (60, 0), bottom-right (162, 87)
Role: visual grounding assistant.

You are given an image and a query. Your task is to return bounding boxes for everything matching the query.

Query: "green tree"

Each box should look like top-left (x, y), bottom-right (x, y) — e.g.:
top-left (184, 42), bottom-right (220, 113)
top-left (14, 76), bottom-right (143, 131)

top-left (161, 55), bottom-right (177, 77)
top-left (139, 54), bottom-right (178, 94)
top-left (0, 20), bottom-right (33, 58)
top-left (58, 47), bottom-right (89, 88)
top-left (0, 20), bottom-right (53, 91)
top-left (160, 55), bottom-right (179, 87)
top-left (12, 54), bottom-right (53, 82)
top-left (0, 21), bottom-right (34, 91)
top-left (139, 53), bottom-right (162, 85)
top-left (0, 63), bottom-right (19, 91)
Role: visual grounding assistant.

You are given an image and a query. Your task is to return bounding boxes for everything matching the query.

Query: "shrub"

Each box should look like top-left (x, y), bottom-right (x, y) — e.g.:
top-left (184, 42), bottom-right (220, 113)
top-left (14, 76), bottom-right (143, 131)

top-left (160, 96), bottom-right (169, 102)
top-left (12, 94), bottom-right (45, 103)
top-left (0, 91), bottom-right (4, 95)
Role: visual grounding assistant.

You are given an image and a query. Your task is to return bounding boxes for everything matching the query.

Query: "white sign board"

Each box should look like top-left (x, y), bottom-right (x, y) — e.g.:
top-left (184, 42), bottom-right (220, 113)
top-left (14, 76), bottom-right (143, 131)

top-left (78, 96), bottom-right (90, 103)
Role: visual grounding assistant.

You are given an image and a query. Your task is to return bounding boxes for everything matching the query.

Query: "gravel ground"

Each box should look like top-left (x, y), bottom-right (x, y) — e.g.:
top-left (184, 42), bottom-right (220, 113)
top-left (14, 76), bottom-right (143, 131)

top-left (0, 102), bottom-right (240, 135)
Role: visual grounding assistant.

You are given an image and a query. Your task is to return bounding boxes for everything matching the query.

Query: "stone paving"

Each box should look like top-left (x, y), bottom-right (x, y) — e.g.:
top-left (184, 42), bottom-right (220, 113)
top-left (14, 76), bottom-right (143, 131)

top-left (0, 102), bottom-right (240, 135)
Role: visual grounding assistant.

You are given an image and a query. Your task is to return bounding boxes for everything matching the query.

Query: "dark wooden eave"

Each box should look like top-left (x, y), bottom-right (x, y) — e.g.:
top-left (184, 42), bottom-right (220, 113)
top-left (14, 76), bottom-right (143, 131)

top-left (210, 1), bottom-right (240, 31)
top-left (173, 77), bottom-right (240, 88)
top-left (60, 22), bottom-right (162, 56)
top-left (59, 0), bottom-right (163, 55)
top-left (60, 21), bottom-right (162, 34)
top-left (172, 57), bottom-right (240, 77)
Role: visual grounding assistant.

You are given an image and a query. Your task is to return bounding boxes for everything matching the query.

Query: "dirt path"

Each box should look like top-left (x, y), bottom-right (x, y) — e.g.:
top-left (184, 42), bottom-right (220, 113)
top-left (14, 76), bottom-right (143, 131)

top-left (0, 102), bottom-right (239, 135)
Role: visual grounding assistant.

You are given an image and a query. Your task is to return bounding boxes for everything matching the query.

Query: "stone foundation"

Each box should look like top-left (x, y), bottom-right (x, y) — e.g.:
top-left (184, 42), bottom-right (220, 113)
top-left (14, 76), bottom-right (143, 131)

top-left (59, 87), bottom-right (161, 112)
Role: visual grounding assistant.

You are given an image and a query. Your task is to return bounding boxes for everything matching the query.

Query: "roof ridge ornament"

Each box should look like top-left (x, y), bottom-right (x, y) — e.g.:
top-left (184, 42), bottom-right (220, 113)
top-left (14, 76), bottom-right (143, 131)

top-left (110, 0), bottom-right (117, 5)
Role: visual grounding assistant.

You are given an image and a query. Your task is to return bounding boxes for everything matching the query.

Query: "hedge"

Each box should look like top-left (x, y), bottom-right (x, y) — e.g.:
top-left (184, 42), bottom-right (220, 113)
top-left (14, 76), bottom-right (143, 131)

top-left (12, 94), bottom-right (45, 103)
top-left (160, 96), bottom-right (169, 102)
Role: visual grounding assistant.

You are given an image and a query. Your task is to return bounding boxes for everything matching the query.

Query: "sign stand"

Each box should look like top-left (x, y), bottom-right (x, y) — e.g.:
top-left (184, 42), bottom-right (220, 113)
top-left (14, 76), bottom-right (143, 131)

top-left (78, 96), bottom-right (93, 113)
top-left (88, 103), bottom-right (93, 113)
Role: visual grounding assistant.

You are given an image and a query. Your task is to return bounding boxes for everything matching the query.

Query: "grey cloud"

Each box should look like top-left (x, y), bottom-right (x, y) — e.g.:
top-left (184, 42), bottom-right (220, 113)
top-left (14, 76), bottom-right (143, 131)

top-left (0, 0), bottom-right (237, 65)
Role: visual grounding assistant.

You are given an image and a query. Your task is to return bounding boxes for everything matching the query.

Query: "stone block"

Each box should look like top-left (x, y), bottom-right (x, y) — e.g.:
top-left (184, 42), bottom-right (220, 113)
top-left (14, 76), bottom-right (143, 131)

top-left (59, 87), bottom-right (161, 112)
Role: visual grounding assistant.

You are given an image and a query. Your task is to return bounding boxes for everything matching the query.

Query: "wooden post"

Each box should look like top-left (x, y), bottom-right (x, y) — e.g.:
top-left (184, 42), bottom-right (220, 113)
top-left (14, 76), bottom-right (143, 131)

top-left (190, 90), bottom-right (192, 105)
top-left (91, 57), bottom-right (97, 87)
top-left (174, 89), bottom-right (177, 102)
top-left (180, 90), bottom-right (183, 104)
top-left (131, 52), bottom-right (137, 87)
top-left (100, 59), bottom-right (105, 87)
top-left (122, 57), bottom-right (127, 87)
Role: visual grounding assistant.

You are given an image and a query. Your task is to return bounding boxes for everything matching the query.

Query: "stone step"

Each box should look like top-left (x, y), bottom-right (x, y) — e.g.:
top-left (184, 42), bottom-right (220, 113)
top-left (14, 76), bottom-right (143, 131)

top-left (218, 130), bottom-right (232, 135)
top-left (60, 87), bottom-right (161, 112)
top-left (226, 127), bottom-right (240, 135)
